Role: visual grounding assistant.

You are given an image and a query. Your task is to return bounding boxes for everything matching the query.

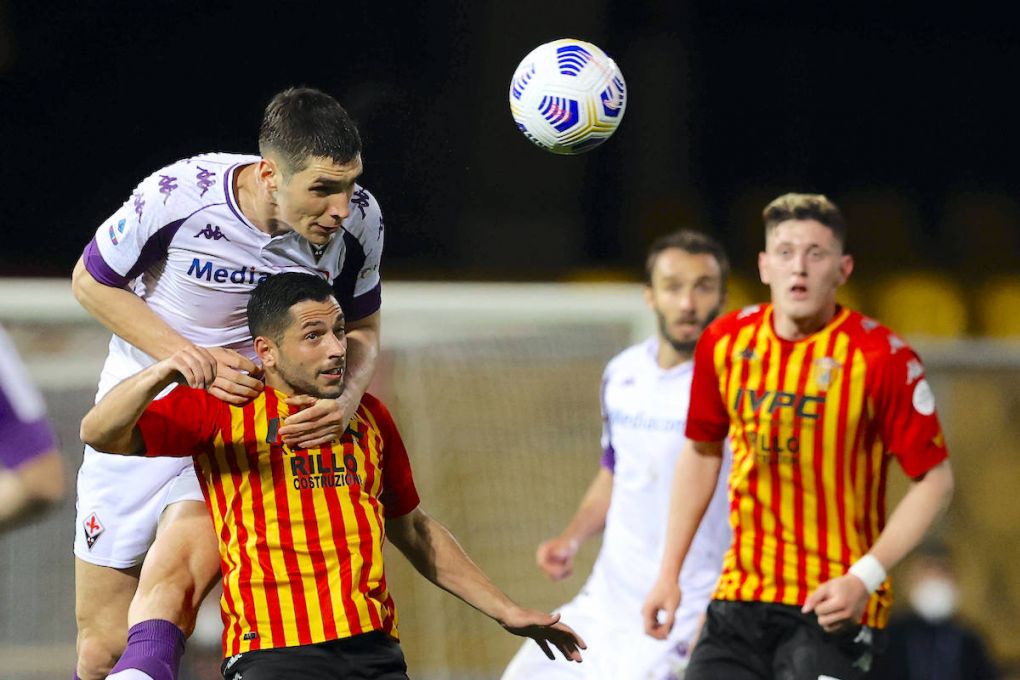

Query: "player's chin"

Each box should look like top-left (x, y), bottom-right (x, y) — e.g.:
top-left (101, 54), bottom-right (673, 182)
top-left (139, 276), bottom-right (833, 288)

top-left (315, 377), bottom-right (345, 399)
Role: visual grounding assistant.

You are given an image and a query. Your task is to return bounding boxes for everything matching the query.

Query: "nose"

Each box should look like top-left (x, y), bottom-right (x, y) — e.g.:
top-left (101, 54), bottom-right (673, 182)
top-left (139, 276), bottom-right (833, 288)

top-left (326, 192), bottom-right (351, 224)
top-left (326, 332), bottom-right (348, 359)
top-left (677, 286), bottom-right (695, 311)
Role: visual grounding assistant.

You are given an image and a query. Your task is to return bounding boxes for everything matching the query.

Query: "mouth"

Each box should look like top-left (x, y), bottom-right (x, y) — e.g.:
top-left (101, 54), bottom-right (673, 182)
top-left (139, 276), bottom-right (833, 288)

top-left (789, 283), bottom-right (809, 299)
top-left (319, 366), bottom-right (345, 382)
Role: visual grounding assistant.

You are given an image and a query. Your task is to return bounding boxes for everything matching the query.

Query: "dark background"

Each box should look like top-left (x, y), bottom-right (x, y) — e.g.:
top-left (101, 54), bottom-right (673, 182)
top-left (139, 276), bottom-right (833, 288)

top-left (2, 1), bottom-right (1018, 280)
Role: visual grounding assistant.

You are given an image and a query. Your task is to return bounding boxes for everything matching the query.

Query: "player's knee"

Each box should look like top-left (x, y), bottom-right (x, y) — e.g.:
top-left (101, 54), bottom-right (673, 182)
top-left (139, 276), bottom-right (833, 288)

top-left (76, 630), bottom-right (124, 679)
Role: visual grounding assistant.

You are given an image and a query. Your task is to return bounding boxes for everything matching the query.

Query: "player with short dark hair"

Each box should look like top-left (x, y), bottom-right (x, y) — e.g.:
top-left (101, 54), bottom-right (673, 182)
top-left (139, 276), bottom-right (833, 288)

top-left (642, 193), bottom-right (954, 679)
top-left (503, 230), bottom-right (733, 679)
top-left (71, 87), bottom-right (384, 679)
top-left (82, 273), bottom-right (587, 680)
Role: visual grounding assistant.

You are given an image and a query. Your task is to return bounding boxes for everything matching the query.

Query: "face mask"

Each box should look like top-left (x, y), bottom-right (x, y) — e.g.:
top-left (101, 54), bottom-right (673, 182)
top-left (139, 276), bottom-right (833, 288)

top-left (909, 577), bottom-right (958, 622)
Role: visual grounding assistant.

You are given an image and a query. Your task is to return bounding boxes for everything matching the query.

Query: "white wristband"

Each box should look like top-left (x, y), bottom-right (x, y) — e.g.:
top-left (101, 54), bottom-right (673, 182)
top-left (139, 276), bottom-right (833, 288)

top-left (848, 554), bottom-right (887, 594)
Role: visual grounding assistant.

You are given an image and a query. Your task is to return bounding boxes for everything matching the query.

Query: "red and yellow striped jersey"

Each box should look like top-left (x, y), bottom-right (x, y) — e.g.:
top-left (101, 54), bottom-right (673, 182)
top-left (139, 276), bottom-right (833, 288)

top-left (136, 388), bottom-right (420, 655)
top-left (687, 304), bottom-right (948, 628)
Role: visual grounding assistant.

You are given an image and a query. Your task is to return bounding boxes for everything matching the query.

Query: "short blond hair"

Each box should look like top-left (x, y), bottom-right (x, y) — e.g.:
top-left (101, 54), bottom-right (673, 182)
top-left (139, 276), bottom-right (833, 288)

top-left (762, 193), bottom-right (846, 249)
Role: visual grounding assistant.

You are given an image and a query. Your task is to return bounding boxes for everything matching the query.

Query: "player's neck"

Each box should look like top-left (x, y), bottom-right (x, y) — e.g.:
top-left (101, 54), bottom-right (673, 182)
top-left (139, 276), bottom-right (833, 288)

top-left (655, 337), bottom-right (692, 369)
top-left (234, 164), bottom-right (279, 235)
top-left (771, 302), bottom-right (839, 341)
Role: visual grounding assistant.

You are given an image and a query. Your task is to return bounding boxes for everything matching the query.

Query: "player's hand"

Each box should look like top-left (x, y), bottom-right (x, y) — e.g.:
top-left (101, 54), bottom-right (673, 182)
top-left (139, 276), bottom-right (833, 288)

top-left (164, 346), bottom-right (218, 390)
top-left (500, 606), bottom-right (586, 662)
top-left (642, 577), bottom-right (682, 640)
top-left (536, 537), bottom-right (579, 581)
top-left (204, 347), bottom-right (263, 405)
top-left (280, 393), bottom-right (357, 449)
top-left (802, 573), bottom-right (870, 633)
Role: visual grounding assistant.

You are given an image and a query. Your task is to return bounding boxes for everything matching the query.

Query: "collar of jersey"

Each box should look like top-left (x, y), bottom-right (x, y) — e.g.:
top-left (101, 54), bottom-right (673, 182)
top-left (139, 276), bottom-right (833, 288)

top-left (645, 336), bottom-right (694, 377)
top-left (762, 304), bottom-right (851, 346)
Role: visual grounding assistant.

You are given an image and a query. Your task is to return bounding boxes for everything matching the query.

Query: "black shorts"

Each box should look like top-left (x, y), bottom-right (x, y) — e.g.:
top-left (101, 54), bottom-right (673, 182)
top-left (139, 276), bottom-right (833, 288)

top-left (220, 630), bottom-right (409, 680)
top-left (686, 600), bottom-right (887, 680)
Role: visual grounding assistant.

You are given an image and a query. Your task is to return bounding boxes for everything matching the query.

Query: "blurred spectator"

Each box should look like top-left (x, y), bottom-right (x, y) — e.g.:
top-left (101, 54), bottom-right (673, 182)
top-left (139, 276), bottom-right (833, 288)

top-left (871, 543), bottom-right (998, 680)
top-left (0, 324), bottom-right (65, 531)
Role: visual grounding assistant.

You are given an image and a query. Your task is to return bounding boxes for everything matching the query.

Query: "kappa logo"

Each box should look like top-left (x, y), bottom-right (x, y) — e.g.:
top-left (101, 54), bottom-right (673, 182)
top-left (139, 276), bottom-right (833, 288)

top-left (194, 224), bottom-right (230, 241)
top-left (83, 512), bottom-right (104, 549)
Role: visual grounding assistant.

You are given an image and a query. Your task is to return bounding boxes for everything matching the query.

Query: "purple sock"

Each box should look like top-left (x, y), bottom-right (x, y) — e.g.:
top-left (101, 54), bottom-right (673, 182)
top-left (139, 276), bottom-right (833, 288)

top-left (107, 619), bottom-right (185, 680)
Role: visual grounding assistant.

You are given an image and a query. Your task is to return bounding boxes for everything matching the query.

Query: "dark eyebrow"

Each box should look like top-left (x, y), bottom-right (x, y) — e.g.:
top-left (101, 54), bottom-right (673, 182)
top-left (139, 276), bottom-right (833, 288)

top-left (301, 319), bottom-right (328, 329)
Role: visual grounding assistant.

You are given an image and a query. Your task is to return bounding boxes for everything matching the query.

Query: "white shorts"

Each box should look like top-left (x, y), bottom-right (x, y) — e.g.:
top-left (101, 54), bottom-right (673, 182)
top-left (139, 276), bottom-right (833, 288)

top-left (74, 445), bottom-right (204, 568)
top-left (501, 588), bottom-right (698, 680)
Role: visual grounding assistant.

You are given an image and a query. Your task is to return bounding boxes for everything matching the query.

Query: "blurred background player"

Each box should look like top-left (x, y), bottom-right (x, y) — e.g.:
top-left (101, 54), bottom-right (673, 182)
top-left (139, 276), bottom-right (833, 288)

top-left (870, 542), bottom-right (998, 679)
top-left (81, 272), bottom-right (587, 680)
top-left (643, 194), bottom-right (955, 679)
top-left (70, 87), bottom-right (384, 679)
top-left (502, 230), bottom-right (732, 680)
top-left (0, 323), bottom-right (65, 531)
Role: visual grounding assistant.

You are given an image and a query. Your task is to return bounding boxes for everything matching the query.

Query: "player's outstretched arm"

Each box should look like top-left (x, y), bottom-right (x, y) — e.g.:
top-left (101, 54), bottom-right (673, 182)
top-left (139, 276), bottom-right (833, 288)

top-left (280, 310), bottom-right (380, 449)
top-left (80, 346), bottom-right (217, 455)
top-left (536, 467), bottom-right (612, 581)
top-left (803, 459), bottom-right (954, 632)
top-left (642, 438), bottom-right (723, 639)
top-left (72, 258), bottom-right (262, 405)
top-left (387, 506), bottom-right (586, 662)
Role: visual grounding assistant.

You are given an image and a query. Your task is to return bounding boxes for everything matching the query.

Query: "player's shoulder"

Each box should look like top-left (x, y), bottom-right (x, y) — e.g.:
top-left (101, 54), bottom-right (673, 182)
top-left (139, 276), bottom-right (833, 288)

top-left (708, 303), bottom-right (768, 338)
top-left (343, 184), bottom-right (384, 238)
top-left (356, 392), bottom-right (395, 430)
top-left (605, 337), bottom-right (653, 372)
top-left (133, 152), bottom-right (257, 215)
top-left (839, 308), bottom-right (916, 357)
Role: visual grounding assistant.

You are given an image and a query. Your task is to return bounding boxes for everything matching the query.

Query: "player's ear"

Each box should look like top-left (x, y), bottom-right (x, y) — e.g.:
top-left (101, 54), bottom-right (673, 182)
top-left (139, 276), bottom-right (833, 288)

top-left (257, 159), bottom-right (280, 197)
top-left (254, 335), bottom-right (278, 369)
top-left (758, 250), bottom-right (771, 285)
top-left (837, 253), bottom-right (854, 285)
top-left (642, 283), bottom-right (655, 311)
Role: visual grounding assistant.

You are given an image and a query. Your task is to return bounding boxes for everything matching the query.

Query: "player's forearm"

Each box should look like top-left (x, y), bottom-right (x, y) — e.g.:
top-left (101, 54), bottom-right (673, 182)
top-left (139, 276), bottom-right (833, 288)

top-left (80, 363), bottom-right (177, 454)
top-left (339, 312), bottom-right (379, 406)
top-left (72, 257), bottom-right (192, 360)
top-left (864, 459), bottom-right (954, 571)
top-left (393, 508), bottom-right (518, 624)
top-left (559, 467), bottom-right (613, 546)
top-left (657, 440), bottom-right (723, 581)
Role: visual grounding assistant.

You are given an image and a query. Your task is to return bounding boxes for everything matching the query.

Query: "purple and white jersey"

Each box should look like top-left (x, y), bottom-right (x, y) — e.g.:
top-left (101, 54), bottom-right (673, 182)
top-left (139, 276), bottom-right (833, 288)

top-left (82, 153), bottom-right (383, 398)
top-left (586, 336), bottom-right (731, 625)
top-left (0, 324), bottom-right (57, 469)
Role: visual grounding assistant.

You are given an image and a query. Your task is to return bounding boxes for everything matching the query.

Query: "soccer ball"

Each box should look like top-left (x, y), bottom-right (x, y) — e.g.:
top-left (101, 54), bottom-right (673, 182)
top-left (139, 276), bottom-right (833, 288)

top-left (509, 38), bottom-right (627, 155)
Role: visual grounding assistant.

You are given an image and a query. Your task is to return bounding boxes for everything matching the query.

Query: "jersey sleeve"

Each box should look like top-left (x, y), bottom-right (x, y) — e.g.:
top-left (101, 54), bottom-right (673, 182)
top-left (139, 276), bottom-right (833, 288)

top-left (871, 342), bottom-right (949, 478)
top-left (136, 385), bottom-right (222, 458)
top-left (0, 326), bottom-right (57, 469)
top-left (332, 186), bottom-right (383, 322)
top-left (598, 370), bottom-right (615, 471)
top-left (686, 323), bottom-right (731, 442)
top-left (82, 164), bottom-right (193, 288)
top-left (365, 396), bottom-right (420, 519)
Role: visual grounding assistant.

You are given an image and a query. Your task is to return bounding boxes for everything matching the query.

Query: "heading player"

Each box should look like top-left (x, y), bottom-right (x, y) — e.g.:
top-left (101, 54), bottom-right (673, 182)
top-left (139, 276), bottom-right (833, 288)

top-left (0, 323), bottom-right (64, 532)
top-left (70, 88), bottom-right (384, 679)
top-left (503, 230), bottom-right (733, 680)
top-left (642, 194), bottom-right (955, 679)
top-left (82, 272), bottom-right (586, 680)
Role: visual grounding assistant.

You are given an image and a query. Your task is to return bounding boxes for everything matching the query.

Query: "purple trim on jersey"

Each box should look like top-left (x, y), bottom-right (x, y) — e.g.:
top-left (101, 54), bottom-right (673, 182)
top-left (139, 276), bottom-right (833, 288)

top-left (346, 282), bottom-right (381, 322)
top-left (83, 238), bottom-right (131, 287)
top-left (601, 444), bottom-right (616, 472)
top-left (223, 163), bottom-right (251, 226)
top-left (123, 218), bottom-right (188, 281)
top-left (0, 388), bottom-right (56, 469)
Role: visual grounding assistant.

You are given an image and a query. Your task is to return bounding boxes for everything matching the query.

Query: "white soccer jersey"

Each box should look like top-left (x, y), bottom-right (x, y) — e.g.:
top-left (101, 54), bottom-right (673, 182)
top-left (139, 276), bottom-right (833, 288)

top-left (75, 152), bottom-right (384, 567)
top-left (586, 336), bottom-right (731, 629)
top-left (83, 152), bottom-right (383, 397)
top-left (502, 337), bottom-right (733, 680)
